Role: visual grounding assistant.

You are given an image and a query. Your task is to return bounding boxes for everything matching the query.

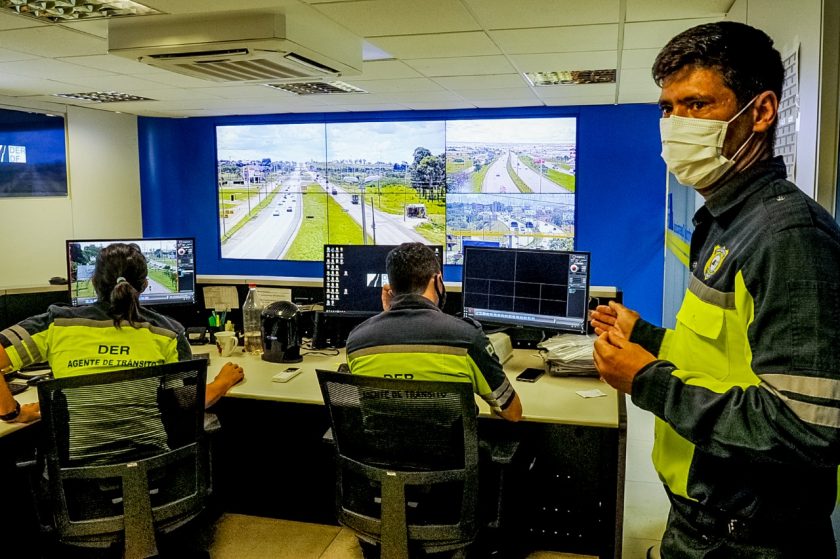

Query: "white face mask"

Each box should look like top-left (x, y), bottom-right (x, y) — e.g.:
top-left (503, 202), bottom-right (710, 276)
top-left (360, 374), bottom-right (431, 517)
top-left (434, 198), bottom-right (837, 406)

top-left (659, 96), bottom-right (757, 189)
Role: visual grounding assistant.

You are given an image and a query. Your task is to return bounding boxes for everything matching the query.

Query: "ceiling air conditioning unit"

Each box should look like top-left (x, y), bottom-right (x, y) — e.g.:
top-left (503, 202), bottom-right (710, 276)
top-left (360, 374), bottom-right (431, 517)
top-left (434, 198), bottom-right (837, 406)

top-left (108, 10), bottom-right (362, 83)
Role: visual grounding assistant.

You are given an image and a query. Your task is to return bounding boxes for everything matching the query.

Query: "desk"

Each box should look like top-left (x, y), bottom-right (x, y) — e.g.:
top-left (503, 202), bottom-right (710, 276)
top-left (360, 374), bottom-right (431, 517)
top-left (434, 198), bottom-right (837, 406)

top-left (208, 348), bottom-right (626, 558)
top-left (0, 349), bottom-right (625, 557)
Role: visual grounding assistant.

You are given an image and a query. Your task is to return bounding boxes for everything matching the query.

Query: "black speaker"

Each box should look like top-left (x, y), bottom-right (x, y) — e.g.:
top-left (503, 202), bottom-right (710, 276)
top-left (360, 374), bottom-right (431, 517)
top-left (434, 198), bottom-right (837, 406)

top-left (311, 311), bottom-right (328, 349)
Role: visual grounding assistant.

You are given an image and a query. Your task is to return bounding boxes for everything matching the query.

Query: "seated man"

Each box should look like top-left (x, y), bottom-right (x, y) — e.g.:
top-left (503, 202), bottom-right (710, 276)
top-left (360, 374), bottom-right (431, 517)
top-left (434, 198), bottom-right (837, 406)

top-left (346, 242), bottom-right (522, 422)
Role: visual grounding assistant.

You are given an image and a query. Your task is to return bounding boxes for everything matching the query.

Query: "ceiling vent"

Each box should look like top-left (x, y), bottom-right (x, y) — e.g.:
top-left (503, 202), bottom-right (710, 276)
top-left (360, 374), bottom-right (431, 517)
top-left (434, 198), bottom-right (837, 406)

top-left (108, 9), bottom-right (362, 83)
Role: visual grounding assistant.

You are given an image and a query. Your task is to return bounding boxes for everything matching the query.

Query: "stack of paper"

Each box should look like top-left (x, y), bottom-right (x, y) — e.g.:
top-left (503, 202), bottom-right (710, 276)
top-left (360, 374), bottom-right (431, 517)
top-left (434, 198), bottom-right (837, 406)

top-left (538, 333), bottom-right (599, 377)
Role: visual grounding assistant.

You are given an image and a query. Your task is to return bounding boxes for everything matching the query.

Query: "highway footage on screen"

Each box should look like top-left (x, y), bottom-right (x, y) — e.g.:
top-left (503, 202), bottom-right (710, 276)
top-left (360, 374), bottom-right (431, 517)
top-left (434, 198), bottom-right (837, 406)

top-left (216, 117), bottom-right (575, 262)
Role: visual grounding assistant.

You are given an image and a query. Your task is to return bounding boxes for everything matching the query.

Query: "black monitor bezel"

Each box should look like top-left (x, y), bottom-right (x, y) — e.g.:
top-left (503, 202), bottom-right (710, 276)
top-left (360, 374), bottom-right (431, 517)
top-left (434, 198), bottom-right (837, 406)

top-left (65, 237), bottom-right (197, 307)
top-left (322, 243), bottom-right (444, 317)
top-left (461, 246), bottom-right (591, 334)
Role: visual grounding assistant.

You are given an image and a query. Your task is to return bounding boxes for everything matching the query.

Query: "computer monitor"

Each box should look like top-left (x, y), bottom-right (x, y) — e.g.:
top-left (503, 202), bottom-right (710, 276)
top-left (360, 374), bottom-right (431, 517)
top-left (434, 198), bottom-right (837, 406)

top-left (461, 246), bottom-right (590, 334)
top-left (66, 238), bottom-right (196, 307)
top-left (323, 244), bottom-right (444, 316)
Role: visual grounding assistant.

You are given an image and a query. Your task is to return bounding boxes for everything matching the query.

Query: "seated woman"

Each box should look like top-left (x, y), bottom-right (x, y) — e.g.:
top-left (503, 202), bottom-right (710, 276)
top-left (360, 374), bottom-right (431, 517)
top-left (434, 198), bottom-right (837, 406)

top-left (0, 242), bottom-right (244, 424)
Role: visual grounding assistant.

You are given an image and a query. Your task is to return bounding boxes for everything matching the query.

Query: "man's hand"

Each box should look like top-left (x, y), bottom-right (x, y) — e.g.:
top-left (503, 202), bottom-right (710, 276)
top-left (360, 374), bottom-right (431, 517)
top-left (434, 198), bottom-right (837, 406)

top-left (593, 331), bottom-right (656, 394)
top-left (214, 362), bottom-right (244, 390)
top-left (381, 284), bottom-right (394, 311)
top-left (589, 301), bottom-right (640, 338)
top-left (15, 402), bottom-right (41, 424)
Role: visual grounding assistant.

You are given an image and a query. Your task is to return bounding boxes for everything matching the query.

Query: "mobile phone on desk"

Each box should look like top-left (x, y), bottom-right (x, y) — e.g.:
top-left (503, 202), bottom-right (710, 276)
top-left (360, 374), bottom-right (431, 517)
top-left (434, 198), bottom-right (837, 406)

top-left (272, 367), bottom-right (302, 383)
top-left (515, 367), bottom-right (544, 383)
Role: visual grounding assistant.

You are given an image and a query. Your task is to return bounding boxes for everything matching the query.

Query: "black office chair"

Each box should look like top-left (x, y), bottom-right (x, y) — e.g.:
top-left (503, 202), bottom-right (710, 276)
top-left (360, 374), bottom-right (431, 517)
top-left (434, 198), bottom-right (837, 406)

top-left (317, 369), bottom-right (483, 559)
top-left (33, 359), bottom-right (210, 559)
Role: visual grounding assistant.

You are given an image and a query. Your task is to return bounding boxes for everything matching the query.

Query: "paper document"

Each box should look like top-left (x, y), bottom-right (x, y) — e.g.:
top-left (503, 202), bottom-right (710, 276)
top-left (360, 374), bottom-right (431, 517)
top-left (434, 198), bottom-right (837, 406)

top-left (256, 287), bottom-right (292, 306)
top-left (203, 286), bottom-right (239, 311)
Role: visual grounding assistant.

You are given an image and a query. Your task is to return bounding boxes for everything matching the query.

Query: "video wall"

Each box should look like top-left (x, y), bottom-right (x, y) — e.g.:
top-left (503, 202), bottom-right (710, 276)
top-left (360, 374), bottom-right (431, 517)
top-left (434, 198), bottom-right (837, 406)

top-left (215, 117), bottom-right (576, 264)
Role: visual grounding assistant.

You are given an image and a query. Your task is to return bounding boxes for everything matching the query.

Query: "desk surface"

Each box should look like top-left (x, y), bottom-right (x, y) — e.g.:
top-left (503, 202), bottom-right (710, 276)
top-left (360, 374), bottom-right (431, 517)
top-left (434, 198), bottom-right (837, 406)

top-left (215, 347), bottom-right (620, 428)
top-left (0, 347), bottom-right (620, 439)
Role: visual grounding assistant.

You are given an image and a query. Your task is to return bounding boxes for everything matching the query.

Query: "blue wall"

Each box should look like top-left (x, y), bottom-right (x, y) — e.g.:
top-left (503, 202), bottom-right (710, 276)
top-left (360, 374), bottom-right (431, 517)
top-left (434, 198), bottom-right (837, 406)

top-left (139, 104), bottom-right (666, 324)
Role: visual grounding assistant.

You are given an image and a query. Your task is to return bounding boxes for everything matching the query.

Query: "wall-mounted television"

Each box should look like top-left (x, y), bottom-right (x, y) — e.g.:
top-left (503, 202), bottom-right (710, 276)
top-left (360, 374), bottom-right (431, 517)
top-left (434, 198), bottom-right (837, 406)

top-left (0, 107), bottom-right (68, 197)
top-left (66, 238), bottom-right (196, 307)
top-left (215, 116), bottom-right (575, 264)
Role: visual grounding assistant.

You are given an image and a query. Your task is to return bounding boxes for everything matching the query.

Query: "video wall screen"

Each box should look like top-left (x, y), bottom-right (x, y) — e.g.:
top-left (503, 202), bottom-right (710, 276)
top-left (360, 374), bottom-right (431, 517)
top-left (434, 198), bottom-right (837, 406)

top-left (216, 116), bottom-right (575, 264)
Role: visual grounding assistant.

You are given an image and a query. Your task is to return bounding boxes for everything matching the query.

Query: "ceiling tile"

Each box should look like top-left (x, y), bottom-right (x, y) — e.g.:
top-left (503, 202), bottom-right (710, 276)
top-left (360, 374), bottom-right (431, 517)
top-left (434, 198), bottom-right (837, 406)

top-left (58, 19), bottom-right (109, 38)
top-left (311, 0), bottom-right (480, 36)
top-left (53, 75), bottom-right (179, 93)
top-left (510, 51), bottom-right (618, 73)
top-left (625, 0), bottom-right (733, 22)
top-left (0, 49), bottom-right (37, 63)
top-left (0, 11), bottom-right (45, 30)
top-left (472, 99), bottom-right (543, 108)
top-left (329, 103), bottom-right (411, 112)
top-left (185, 85), bottom-right (292, 100)
top-left (532, 83), bottom-right (616, 100)
top-left (403, 101), bottom-right (476, 110)
top-left (490, 24), bottom-right (618, 55)
top-left (404, 55), bottom-right (515, 77)
top-left (434, 74), bottom-right (528, 90)
top-left (617, 68), bottom-right (661, 102)
top-left (0, 58), bottom-right (116, 79)
top-left (140, 71), bottom-right (227, 89)
top-left (623, 18), bottom-right (721, 50)
top-left (58, 54), bottom-right (165, 75)
top-left (543, 95), bottom-right (616, 106)
top-left (462, 0), bottom-right (620, 29)
top-left (0, 76), bottom-right (82, 97)
top-left (0, 26), bottom-right (106, 57)
top-left (457, 87), bottom-right (540, 102)
top-left (620, 48), bottom-right (660, 70)
top-left (618, 90), bottom-right (660, 104)
top-left (369, 32), bottom-right (500, 59)
top-left (140, 1), bottom-right (300, 14)
top-left (347, 60), bottom-right (422, 81)
top-left (344, 77), bottom-right (444, 94)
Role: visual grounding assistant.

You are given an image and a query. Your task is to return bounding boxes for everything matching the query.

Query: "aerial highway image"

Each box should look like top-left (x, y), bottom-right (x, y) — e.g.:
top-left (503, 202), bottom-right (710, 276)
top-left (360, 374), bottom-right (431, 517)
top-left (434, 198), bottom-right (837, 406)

top-left (444, 117), bottom-right (577, 264)
top-left (217, 121), bottom-right (445, 261)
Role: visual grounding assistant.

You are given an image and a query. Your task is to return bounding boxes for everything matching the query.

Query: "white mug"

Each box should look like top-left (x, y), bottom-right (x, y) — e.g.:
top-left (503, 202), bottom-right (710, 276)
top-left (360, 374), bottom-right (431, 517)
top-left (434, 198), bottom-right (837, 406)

top-left (215, 331), bottom-right (238, 357)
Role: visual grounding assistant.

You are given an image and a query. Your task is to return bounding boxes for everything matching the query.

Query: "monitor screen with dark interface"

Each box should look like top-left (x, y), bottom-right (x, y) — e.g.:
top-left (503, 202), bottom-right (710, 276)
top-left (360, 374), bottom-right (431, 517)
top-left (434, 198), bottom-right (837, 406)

top-left (67, 238), bottom-right (196, 307)
top-left (462, 247), bottom-right (590, 334)
top-left (323, 244), bottom-right (443, 316)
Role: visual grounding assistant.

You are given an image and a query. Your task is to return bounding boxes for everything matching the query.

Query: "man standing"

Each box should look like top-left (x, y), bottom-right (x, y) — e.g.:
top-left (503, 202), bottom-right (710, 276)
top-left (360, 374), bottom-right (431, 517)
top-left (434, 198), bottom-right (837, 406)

top-left (346, 242), bottom-right (522, 422)
top-left (591, 22), bottom-right (840, 557)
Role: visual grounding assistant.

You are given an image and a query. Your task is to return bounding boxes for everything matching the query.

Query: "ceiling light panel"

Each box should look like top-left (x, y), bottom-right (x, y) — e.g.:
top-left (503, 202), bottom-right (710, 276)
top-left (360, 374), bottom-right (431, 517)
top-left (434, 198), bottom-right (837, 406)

top-left (264, 81), bottom-right (367, 95)
top-left (0, 1), bottom-right (160, 22)
top-left (53, 90), bottom-right (156, 102)
top-left (524, 69), bottom-right (616, 86)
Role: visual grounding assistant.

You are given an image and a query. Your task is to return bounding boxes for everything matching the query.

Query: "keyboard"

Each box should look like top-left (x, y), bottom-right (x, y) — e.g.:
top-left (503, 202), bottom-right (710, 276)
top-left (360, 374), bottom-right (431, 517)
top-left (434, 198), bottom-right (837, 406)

top-left (6, 381), bottom-right (28, 396)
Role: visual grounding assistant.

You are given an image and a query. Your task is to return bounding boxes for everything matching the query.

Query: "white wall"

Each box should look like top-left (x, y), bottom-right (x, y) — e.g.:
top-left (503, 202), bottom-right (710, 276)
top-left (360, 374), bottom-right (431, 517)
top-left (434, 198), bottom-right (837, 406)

top-left (729, 0), bottom-right (824, 198)
top-left (0, 103), bottom-right (142, 289)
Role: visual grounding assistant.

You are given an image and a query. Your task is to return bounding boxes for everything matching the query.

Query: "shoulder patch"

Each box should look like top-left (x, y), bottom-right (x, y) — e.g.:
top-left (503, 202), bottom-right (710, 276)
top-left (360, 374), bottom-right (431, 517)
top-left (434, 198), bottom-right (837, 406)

top-left (762, 190), bottom-right (813, 233)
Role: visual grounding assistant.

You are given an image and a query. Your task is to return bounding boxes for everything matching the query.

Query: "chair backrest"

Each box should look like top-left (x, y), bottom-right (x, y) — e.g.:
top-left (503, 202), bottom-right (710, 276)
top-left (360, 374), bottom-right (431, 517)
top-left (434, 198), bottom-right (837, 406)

top-left (316, 369), bottom-right (480, 559)
top-left (36, 359), bottom-right (209, 559)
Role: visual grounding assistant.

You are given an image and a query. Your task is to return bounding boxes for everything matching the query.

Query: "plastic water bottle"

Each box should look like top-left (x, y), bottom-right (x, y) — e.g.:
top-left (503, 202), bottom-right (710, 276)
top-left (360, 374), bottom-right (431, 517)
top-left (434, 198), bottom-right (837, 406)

top-left (242, 284), bottom-right (263, 355)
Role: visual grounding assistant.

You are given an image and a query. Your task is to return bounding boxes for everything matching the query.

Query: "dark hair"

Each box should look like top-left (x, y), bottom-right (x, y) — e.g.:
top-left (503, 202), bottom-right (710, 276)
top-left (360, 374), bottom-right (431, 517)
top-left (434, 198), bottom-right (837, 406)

top-left (91, 243), bottom-right (148, 328)
top-left (386, 243), bottom-right (440, 295)
top-left (653, 22), bottom-right (784, 136)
